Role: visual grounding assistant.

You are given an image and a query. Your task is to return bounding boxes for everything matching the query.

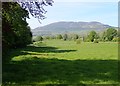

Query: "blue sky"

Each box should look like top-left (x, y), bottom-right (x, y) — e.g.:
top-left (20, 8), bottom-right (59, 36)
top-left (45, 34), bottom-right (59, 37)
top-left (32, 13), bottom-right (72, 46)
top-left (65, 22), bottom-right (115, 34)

top-left (26, 1), bottom-right (118, 29)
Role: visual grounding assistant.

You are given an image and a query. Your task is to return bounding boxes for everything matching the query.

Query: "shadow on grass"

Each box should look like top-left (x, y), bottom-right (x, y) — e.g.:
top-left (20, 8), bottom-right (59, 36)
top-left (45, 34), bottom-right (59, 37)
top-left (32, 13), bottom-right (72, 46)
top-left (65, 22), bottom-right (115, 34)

top-left (3, 58), bottom-right (118, 85)
top-left (9, 46), bottom-right (77, 57)
top-left (2, 45), bottom-right (118, 85)
top-left (4, 45), bottom-right (77, 62)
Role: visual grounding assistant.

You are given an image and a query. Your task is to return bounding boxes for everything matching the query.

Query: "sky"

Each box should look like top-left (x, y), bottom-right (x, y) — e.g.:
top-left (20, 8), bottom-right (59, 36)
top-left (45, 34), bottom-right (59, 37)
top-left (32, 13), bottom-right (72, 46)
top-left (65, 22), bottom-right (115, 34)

top-left (26, 0), bottom-right (119, 29)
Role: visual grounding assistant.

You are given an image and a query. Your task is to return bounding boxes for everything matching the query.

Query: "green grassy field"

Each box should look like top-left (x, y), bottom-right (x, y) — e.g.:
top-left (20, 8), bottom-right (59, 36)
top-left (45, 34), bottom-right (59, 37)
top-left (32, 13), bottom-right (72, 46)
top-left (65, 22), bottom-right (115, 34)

top-left (3, 40), bottom-right (118, 85)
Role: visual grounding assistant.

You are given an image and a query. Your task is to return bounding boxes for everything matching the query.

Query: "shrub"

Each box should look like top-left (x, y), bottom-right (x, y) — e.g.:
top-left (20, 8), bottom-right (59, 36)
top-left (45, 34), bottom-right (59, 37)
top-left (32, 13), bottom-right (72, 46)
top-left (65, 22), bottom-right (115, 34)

top-left (63, 34), bottom-right (68, 41)
top-left (87, 31), bottom-right (99, 42)
top-left (73, 34), bottom-right (79, 41)
top-left (33, 36), bottom-right (43, 42)
top-left (56, 34), bottom-right (63, 39)
top-left (84, 38), bottom-right (90, 42)
top-left (94, 39), bottom-right (99, 43)
top-left (112, 37), bottom-right (118, 42)
top-left (44, 36), bottom-right (50, 40)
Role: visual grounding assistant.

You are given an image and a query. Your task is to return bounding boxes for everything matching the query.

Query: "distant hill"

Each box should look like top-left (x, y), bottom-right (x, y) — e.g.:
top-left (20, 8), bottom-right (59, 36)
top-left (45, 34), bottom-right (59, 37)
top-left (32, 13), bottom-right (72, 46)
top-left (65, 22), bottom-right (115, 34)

top-left (31, 21), bottom-right (114, 36)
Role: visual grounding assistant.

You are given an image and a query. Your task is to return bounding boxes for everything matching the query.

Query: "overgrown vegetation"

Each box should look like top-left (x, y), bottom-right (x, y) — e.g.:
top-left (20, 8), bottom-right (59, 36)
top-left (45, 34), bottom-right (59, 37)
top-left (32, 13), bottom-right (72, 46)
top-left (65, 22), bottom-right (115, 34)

top-left (2, 1), bottom-right (53, 61)
top-left (2, 2), bottom-right (32, 60)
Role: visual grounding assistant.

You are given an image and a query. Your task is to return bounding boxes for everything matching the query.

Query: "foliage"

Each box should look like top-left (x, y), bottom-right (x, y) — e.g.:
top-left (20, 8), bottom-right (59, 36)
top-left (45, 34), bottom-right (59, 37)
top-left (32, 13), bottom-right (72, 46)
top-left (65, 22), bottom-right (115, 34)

top-left (73, 34), bottom-right (79, 40)
top-left (2, 2), bottom-right (32, 58)
top-left (56, 34), bottom-right (63, 39)
top-left (33, 36), bottom-right (43, 42)
top-left (102, 28), bottom-right (117, 41)
top-left (112, 37), bottom-right (118, 42)
top-left (50, 36), bottom-right (56, 39)
top-left (94, 39), bottom-right (99, 43)
top-left (63, 34), bottom-right (68, 41)
top-left (87, 31), bottom-right (99, 42)
top-left (2, 0), bottom-right (54, 58)
top-left (44, 36), bottom-right (51, 40)
top-left (14, 26), bottom-right (32, 47)
top-left (82, 36), bottom-right (89, 42)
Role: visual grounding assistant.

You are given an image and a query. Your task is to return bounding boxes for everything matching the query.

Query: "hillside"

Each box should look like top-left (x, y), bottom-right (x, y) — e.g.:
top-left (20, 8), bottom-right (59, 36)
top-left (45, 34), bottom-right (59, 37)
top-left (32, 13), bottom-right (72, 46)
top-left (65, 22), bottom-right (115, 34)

top-left (31, 21), bottom-right (113, 36)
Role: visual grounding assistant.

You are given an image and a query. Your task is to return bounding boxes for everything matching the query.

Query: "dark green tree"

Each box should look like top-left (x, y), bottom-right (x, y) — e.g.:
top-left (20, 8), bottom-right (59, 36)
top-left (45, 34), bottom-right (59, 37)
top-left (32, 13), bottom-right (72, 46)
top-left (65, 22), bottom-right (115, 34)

top-left (45, 36), bottom-right (50, 40)
top-left (2, 2), bottom-right (33, 60)
top-left (2, 2), bottom-right (32, 48)
top-left (56, 34), bottom-right (63, 39)
top-left (102, 28), bottom-right (117, 41)
top-left (2, 1), bottom-right (54, 59)
top-left (73, 34), bottom-right (79, 40)
top-left (63, 34), bottom-right (68, 41)
top-left (88, 31), bottom-right (99, 42)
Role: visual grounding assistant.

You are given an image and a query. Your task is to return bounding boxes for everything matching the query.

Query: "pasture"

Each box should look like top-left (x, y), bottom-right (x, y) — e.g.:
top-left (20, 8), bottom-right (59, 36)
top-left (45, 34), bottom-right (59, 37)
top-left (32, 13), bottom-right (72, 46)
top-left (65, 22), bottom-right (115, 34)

top-left (3, 40), bottom-right (118, 85)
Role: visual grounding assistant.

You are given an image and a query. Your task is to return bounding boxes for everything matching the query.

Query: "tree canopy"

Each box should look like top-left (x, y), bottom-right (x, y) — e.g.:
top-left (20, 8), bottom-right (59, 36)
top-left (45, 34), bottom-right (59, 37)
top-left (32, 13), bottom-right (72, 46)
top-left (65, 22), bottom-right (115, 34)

top-left (2, 0), bottom-right (54, 47)
top-left (2, 1), bottom-right (53, 59)
top-left (88, 31), bottom-right (99, 42)
top-left (102, 28), bottom-right (117, 41)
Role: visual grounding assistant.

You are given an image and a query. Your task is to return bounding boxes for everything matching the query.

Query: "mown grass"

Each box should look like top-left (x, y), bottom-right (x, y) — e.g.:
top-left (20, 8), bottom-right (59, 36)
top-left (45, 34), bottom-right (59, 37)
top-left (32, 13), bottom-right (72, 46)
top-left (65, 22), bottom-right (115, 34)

top-left (2, 40), bottom-right (119, 85)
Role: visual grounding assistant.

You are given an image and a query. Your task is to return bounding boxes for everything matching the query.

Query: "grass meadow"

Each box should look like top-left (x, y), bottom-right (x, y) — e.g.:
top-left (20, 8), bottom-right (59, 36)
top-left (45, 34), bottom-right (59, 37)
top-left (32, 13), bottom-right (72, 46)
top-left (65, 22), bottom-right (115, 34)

top-left (3, 40), bottom-right (119, 85)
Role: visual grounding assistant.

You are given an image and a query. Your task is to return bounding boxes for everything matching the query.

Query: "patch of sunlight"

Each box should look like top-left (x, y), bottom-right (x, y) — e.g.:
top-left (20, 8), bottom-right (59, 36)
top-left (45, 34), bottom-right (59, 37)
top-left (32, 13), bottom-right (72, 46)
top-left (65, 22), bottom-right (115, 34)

top-left (11, 55), bottom-right (33, 61)
top-left (80, 80), bottom-right (118, 84)
top-left (98, 72), bottom-right (111, 76)
top-left (33, 80), bottom-right (61, 84)
top-left (11, 54), bottom-right (59, 61)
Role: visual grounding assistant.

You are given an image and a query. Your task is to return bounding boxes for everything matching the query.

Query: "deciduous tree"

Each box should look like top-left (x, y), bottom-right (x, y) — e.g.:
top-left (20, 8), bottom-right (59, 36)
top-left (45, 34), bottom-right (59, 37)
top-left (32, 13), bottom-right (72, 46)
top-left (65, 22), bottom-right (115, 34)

top-left (102, 28), bottom-right (117, 41)
top-left (88, 31), bottom-right (99, 42)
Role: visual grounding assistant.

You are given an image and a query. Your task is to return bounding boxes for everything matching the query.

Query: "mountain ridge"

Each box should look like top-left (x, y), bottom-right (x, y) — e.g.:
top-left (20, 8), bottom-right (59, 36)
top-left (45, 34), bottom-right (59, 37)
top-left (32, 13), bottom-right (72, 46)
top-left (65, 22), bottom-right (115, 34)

top-left (31, 21), bottom-right (114, 36)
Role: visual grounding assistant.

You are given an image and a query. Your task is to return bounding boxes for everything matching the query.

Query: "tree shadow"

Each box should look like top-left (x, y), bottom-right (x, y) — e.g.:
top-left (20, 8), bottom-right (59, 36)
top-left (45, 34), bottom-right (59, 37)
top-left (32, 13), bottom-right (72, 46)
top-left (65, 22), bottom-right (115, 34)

top-left (23, 46), bottom-right (77, 53)
top-left (4, 45), bottom-right (77, 62)
top-left (3, 58), bottom-right (118, 85)
top-left (3, 45), bottom-right (119, 85)
top-left (10, 45), bottom-right (76, 55)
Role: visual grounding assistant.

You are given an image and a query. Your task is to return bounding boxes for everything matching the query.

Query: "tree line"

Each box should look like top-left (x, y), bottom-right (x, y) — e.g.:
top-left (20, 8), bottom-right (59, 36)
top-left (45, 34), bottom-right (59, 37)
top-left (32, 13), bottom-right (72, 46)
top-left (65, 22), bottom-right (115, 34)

top-left (33, 28), bottom-right (119, 43)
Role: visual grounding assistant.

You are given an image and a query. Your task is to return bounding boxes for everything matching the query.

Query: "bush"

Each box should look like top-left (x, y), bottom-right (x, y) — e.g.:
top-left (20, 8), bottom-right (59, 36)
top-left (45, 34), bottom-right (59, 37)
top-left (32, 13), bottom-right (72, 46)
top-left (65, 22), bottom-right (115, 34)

top-left (44, 36), bottom-right (50, 40)
top-left (87, 31), bottom-right (99, 42)
top-left (73, 34), bottom-right (79, 41)
top-left (94, 39), bottom-right (99, 43)
top-left (76, 39), bottom-right (81, 44)
top-left (84, 38), bottom-right (90, 42)
top-left (56, 34), bottom-right (63, 39)
top-left (33, 36), bottom-right (43, 42)
top-left (112, 37), bottom-right (118, 42)
top-left (63, 34), bottom-right (68, 41)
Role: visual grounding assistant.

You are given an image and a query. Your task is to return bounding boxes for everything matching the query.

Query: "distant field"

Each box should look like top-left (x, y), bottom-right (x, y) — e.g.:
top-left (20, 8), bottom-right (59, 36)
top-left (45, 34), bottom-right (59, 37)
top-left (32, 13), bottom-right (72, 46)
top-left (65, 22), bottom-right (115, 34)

top-left (3, 40), bottom-right (118, 85)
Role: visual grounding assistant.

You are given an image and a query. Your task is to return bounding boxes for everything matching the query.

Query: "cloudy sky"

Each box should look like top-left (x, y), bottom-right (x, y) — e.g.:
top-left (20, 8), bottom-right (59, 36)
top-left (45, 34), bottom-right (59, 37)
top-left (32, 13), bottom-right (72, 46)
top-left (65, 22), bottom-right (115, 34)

top-left (26, 0), bottom-right (119, 29)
